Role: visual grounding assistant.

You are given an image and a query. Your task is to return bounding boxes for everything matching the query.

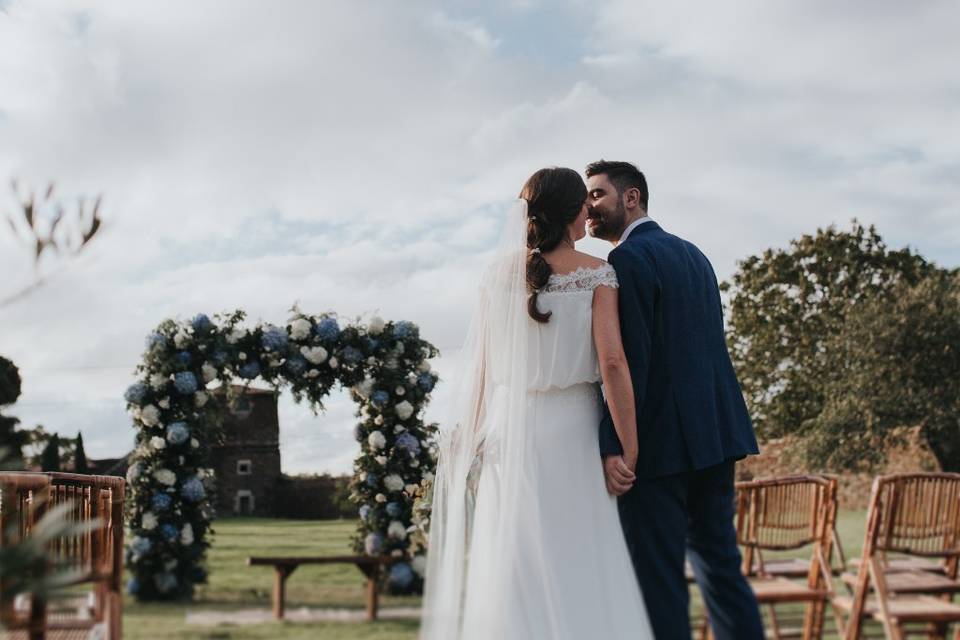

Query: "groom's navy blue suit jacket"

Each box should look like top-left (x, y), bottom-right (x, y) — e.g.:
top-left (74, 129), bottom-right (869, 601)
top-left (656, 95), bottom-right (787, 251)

top-left (599, 221), bottom-right (759, 478)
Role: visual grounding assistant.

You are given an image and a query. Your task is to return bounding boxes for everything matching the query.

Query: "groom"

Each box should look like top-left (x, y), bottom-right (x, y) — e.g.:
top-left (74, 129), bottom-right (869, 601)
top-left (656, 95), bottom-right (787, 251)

top-left (586, 160), bottom-right (763, 640)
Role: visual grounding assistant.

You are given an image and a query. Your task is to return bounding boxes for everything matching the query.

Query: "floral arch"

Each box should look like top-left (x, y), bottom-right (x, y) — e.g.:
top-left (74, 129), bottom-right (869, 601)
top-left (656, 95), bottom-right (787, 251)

top-left (122, 309), bottom-right (438, 601)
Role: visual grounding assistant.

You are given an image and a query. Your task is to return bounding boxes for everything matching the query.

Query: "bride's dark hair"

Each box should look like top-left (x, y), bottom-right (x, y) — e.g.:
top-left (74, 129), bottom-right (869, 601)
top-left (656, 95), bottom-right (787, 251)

top-left (520, 167), bottom-right (587, 323)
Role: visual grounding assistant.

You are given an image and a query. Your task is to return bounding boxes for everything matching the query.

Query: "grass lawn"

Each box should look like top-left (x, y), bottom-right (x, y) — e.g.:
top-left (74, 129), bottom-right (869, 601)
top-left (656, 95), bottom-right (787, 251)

top-left (123, 513), bottom-right (876, 639)
top-left (123, 519), bottom-right (420, 639)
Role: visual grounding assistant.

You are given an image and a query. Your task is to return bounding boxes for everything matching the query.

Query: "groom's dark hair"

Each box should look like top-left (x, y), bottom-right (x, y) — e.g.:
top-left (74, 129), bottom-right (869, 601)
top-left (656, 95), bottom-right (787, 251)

top-left (585, 160), bottom-right (648, 211)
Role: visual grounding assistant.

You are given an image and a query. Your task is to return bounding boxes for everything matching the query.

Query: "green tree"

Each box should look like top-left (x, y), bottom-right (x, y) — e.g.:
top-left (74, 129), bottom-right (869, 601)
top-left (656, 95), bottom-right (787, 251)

top-left (40, 433), bottom-right (61, 472)
top-left (803, 272), bottom-right (960, 472)
top-left (0, 354), bottom-right (27, 468)
top-left (722, 221), bottom-right (935, 440)
top-left (74, 431), bottom-right (89, 474)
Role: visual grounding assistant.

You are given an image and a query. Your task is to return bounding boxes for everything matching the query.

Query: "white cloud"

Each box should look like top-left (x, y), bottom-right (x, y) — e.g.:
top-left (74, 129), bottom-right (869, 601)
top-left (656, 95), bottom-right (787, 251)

top-left (0, 0), bottom-right (957, 473)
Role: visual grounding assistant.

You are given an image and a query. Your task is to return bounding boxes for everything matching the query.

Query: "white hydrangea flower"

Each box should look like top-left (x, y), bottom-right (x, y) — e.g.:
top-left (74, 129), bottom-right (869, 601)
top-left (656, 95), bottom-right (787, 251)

top-left (384, 474), bottom-right (404, 492)
top-left (140, 405), bottom-right (161, 427)
top-left (158, 397), bottom-right (170, 410)
top-left (368, 431), bottom-right (386, 450)
top-left (354, 379), bottom-right (374, 399)
top-left (150, 436), bottom-right (166, 450)
top-left (238, 352), bottom-right (248, 361)
top-left (422, 471), bottom-right (435, 483)
top-left (368, 316), bottom-right (385, 335)
top-left (190, 438), bottom-right (199, 448)
top-left (391, 549), bottom-right (403, 558)
top-left (395, 386), bottom-right (405, 396)
top-left (201, 363), bottom-right (218, 383)
top-left (375, 493), bottom-right (387, 503)
top-left (411, 460), bottom-right (419, 468)
top-left (181, 523), bottom-right (194, 545)
top-left (301, 346), bottom-right (328, 365)
top-left (417, 360), bottom-right (431, 373)
top-left (328, 357), bottom-right (338, 369)
top-left (367, 357), bottom-right (376, 365)
top-left (266, 356), bottom-right (281, 368)
top-left (376, 456), bottom-right (388, 466)
top-left (411, 554), bottom-right (427, 577)
top-left (173, 330), bottom-right (191, 349)
top-left (393, 425), bottom-right (406, 434)
top-left (307, 369), bottom-right (320, 378)
top-left (141, 512), bottom-right (158, 531)
top-left (395, 401), bottom-right (414, 421)
top-left (226, 328), bottom-right (247, 344)
top-left (387, 521), bottom-right (407, 540)
top-left (289, 318), bottom-right (312, 340)
top-left (126, 463), bottom-right (142, 484)
top-left (374, 415), bottom-right (384, 426)
top-left (153, 469), bottom-right (177, 486)
top-left (149, 373), bottom-right (168, 390)
top-left (194, 391), bottom-right (209, 408)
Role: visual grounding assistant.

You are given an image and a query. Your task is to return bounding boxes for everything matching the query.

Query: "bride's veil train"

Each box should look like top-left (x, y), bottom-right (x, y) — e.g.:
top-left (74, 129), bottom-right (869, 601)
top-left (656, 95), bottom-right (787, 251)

top-left (420, 199), bottom-right (562, 639)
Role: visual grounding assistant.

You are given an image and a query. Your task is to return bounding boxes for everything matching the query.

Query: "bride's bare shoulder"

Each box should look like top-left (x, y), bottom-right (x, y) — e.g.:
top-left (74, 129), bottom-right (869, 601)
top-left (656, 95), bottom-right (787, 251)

top-left (572, 252), bottom-right (607, 270)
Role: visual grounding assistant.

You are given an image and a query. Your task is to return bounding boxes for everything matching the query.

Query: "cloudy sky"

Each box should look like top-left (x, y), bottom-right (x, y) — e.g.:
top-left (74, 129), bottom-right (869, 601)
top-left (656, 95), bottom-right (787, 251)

top-left (1, 0), bottom-right (958, 474)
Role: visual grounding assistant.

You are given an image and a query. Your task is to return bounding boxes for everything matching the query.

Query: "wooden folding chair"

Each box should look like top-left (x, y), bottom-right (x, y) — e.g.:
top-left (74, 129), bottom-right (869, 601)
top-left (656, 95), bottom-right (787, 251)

top-left (737, 475), bottom-right (836, 640)
top-left (831, 472), bottom-right (960, 640)
top-left (749, 475), bottom-right (847, 580)
top-left (0, 471), bottom-right (125, 640)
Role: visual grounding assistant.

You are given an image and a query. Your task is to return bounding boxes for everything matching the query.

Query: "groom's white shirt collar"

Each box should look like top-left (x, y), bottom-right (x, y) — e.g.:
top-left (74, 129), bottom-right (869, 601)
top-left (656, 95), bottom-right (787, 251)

top-left (617, 216), bottom-right (654, 245)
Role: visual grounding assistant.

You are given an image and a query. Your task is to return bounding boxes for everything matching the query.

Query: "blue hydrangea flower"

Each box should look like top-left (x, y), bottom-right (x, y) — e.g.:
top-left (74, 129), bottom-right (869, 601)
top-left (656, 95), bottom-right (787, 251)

top-left (239, 361), bottom-right (261, 380)
top-left (130, 536), bottom-right (151, 556)
top-left (212, 350), bottom-right (229, 366)
top-left (191, 313), bottom-right (214, 333)
top-left (393, 321), bottom-right (416, 339)
top-left (389, 562), bottom-right (415, 589)
top-left (359, 505), bottom-right (371, 521)
top-left (370, 391), bottom-right (389, 408)
top-left (395, 433), bottom-right (421, 456)
top-left (260, 325), bottom-right (289, 352)
top-left (314, 317), bottom-right (340, 341)
top-left (124, 383), bottom-right (149, 406)
top-left (154, 572), bottom-right (178, 594)
top-left (342, 346), bottom-right (363, 364)
top-left (174, 371), bottom-right (198, 395)
top-left (365, 473), bottom-right (379, 489)
top-left (126, 577), bottom-right (140, 595)
top-left (160, 523), bottom-right (179, 541)
top-left (166, 422), bottom-right (190, 446)
top-left (151, 493), bottom-right (173, 512)
top-left (146, 333), bottom-right (167, 351)
top-left (181, 477), bottom-right (206, 503)
top-left (386, 502), bottom-right (403, 518)
top-left (417, 373), bottom-right (435, 392)
top-left (176, 351), bottom-right (192, 367)
top-left (364, 532), bottom-right (383, 555)
top-left (284, 356), bottom-right (307, 377)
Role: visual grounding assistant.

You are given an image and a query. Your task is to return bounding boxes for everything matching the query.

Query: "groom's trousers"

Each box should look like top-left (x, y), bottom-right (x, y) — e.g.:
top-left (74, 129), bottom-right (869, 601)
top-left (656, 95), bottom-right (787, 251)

top-left (618, 458), bottom-right (764, 640)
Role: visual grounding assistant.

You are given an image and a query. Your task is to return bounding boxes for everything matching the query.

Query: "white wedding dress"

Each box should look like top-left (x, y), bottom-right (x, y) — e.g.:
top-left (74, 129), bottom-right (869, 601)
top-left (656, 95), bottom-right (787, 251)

top-left (420, 201), bottom-right (653, 640)
top-left (458, 264), bottom-right (653, 640)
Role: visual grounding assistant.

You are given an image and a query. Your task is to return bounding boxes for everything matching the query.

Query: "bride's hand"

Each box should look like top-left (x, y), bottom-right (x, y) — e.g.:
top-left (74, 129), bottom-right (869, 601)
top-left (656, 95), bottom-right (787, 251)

top-left (603, 455), bottom-right (636, 496)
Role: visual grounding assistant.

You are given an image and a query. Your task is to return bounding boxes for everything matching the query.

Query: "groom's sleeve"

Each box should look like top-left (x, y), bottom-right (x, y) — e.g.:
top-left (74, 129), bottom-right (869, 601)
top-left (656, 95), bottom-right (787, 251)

top-left (598, 247), bottom-right (657, 457)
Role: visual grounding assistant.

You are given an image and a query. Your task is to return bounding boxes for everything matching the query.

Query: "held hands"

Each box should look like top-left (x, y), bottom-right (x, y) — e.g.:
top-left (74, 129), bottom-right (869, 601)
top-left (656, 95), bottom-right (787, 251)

top-left (602, 452), bottom-right (637, 496)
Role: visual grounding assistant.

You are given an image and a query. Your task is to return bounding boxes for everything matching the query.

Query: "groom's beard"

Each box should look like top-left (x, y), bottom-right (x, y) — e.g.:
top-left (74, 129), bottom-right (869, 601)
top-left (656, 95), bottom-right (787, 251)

top-left (587, 201), bottom-right (627, 242)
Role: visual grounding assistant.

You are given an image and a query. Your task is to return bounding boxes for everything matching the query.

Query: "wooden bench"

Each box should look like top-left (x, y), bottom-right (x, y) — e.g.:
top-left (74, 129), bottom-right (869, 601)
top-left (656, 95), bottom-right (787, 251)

top-left (247, 555), bottom-right (397, 621)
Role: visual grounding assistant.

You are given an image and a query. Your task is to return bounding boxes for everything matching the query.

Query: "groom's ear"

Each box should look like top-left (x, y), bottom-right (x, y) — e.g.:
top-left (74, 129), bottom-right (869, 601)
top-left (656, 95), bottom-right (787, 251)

top-left (623, 186), bottom-right (642, 210)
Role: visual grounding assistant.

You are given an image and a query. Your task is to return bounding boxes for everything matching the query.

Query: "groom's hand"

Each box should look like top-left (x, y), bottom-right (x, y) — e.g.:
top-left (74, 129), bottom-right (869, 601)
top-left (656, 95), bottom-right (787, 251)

top-left (602, 455), bottom-right (636, 496)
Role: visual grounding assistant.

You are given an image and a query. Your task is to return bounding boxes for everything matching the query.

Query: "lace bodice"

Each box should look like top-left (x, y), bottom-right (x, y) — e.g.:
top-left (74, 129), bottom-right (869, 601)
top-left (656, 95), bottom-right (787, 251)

top-left (524, 263), bottom-right (618, 391)
top-left (542, 263), bottom-right (619, 294)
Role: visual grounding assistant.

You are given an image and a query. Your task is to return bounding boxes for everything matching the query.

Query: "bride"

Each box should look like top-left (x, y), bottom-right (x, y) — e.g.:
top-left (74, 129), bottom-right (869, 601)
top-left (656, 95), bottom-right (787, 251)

top-left (420, 167), bottom-right (654, 639)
